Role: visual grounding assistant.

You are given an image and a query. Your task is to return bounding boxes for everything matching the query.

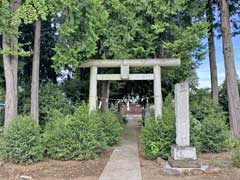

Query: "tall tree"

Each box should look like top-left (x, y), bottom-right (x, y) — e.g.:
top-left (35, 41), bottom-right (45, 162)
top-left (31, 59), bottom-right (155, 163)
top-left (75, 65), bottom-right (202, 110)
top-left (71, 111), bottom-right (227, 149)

top-left (2, 0), bottom-right (22, 127)
top-left (207, 0), bottom-right (219, 104)
top-left (31, 19), bottom-right (41, 122)
top-left (219, 0), bottom-right (240, 139)
top-left (14, 0), bottom-right (55, 122)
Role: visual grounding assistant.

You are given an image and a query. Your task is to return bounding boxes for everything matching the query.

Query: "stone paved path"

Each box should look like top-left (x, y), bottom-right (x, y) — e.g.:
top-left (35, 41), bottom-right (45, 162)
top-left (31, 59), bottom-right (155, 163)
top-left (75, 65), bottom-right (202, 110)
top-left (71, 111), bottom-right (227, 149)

top-left (99, 115), bottom-right (142, 180)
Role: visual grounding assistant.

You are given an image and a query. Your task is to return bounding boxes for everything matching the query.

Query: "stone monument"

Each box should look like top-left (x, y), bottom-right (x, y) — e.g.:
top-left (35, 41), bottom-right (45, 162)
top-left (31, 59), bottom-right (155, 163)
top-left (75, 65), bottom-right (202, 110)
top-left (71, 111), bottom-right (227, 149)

top-left (164, 82), bottom-right (208, 174)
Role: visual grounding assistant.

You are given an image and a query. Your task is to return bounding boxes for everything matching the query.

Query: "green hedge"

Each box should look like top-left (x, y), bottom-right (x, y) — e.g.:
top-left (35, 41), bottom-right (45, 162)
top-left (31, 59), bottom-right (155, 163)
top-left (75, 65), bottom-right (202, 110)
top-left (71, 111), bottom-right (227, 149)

top-left (97, 111), bottom-right (122, 146)
top-left (200, 112), bottom-right (230, 153)
top-left (0, 116), bottom-right (44, 164)
top-left (0, 104), bottom-right (123, 163)
top-left (140, 93), bottom-right (231, 160)
top-left (232, 143), bottom-right (240, 167)
top-left (0, 110), bottom-right (4, 126)
top-left (140, 95), bottom-right (175, 159)
top-left (43, 104), bottom-right (122, 160)
top-left (190, 91), bottom-right (231, 153)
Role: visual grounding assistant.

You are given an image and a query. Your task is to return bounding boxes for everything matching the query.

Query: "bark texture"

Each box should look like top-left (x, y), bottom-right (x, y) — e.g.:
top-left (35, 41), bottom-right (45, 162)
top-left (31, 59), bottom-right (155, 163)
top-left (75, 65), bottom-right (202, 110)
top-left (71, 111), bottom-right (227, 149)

top-left (101, 80), bottom-right (110, 110)
top-left (31, 19), bottom-right (41, 123)
top-left (3, 0), bottom-right (22, 127)
top-left (219, 0), bottom-right (240, 139)
top-left (207, 0), bottom-right (219, 104)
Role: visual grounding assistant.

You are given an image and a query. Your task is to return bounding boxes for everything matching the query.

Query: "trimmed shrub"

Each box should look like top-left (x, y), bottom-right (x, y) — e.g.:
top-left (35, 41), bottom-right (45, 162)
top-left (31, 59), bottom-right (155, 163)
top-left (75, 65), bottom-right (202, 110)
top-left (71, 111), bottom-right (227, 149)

top-left (140, 95), bottom-right (175, 159)
top-left (42, 111), bottom-right (75, 160)
top-left (0, 126), bottom-right (3, 136)
top-left (190, 89), bottom-right (220, 121)
top-left (0, 110), bottom-right (4, 126)
top-left (200, 111), bottom-right (230, 153)
top-left (0, 126), bottom-right (3, 148)
top-left (140, 92), bottom-right (231, 160)
top-left (115, 112), bottom-right (128, 124)
top-left (232, 143), bottom-right (240, 167)
top-left (190, 116), bottom-right (202, 153)
top-left (98, 111), bottom-right (123, 146)
top-left (0, 116), bottom-right (44, 164)
top-left (43, 104), bottom-right (119, 160)
top-left (190, 90), bottom-right (231, 153)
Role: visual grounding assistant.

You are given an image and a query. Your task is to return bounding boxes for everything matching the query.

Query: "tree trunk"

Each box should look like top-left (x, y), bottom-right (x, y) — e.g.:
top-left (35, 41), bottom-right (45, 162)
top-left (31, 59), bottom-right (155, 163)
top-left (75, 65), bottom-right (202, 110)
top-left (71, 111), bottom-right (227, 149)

top-left (101, 80), bottom-right (110, 110)
top-left (207, 0), bottom-right (219, 104)
top-left (31, 19), bottom-right (41, 123)
top-left (3, 0), bottom-right (22, 127)
top-left (219, 0), bottom-right (240, 139)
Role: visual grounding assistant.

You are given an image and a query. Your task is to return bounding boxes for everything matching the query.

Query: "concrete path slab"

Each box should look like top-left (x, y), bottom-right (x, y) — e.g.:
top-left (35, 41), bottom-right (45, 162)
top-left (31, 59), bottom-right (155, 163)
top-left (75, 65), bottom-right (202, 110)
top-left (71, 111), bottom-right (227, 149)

top-left (99, 116), bottom-right (142, 180)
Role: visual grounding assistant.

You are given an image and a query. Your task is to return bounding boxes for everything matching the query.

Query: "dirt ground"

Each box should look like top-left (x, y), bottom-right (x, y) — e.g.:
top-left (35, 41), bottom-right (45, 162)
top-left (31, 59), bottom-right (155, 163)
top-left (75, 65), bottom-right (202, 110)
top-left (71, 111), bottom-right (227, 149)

top-left (140, 151), bottom-right (240, 180)
top-left (0, 150), bottom-right (112, 180)
top-left (137, 125), bottom-right (240, 180)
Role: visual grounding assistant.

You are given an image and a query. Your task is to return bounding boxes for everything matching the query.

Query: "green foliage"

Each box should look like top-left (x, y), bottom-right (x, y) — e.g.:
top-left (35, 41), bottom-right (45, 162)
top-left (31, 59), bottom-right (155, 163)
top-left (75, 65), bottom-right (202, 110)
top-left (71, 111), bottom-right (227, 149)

top-left (39, 82), bottom-right (71, 124)
top-left (101, 0), bottom-right (139, 59)
top-left (140, 95), bottom-right (175, 159)
top-left (115, 112), bottom-right (128, 124)
top-left (0, 116), bottom-right (44, 164)
top-left (190, 116), bottom-right (202, 153)
top-left (0, 0), bottom-right (11, 34)
top-left (232, 143), bottom-right (240, 167)
top-left (190, 89), bottom-right (220, 121)
top-left (0, 110), bottom-right (4, 127)
top-left (97, 111), bottom-right (122, 146)
top-left (0, 126), bottom-right (3, 140)
top-left (43, 104), bottom-right (121, 160)
top-left (43, 110), bottom-right (85, 160)
top-left (0, 127), bottom-right (3, 158)
top-left (12, 0), bottom-right (48, 25)
top-left (219, 80), bottom-right (240, 115)
top-left (61, 72), bottom-right (89, 103)
top-left (0, 127), bottom-right (3, 135)
top-left (190, 90), bottom-right (231, 153)
top-left (200, 111), bottom-right (230, 153)
top-left (19, 82), bottom-right (71, 126)
top-left (141, 90), bottom-right (231, 160)
top-left (52, 0), bottom-right (108, 70)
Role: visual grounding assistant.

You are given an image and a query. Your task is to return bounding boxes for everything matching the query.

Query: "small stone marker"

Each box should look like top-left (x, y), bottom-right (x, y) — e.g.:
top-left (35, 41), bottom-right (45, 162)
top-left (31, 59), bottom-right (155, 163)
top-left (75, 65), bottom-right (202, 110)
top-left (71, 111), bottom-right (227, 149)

top-left (171, 82), bottom-right (197, 162)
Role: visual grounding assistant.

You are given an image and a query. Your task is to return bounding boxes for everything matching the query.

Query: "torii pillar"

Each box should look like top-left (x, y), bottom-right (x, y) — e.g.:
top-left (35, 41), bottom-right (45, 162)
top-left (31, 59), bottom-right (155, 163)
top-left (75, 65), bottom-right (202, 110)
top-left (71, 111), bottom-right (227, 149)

top-left (153, 65), bottom-right (162, 119)
top-left (89, 66), bottom-right (98, 111)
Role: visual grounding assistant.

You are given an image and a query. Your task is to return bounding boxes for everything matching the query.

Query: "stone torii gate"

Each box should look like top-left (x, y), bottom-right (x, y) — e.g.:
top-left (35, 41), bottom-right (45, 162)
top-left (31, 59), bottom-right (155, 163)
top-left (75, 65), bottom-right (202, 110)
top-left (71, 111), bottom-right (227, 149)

top-left (80, 58), bottom-right (180, 119)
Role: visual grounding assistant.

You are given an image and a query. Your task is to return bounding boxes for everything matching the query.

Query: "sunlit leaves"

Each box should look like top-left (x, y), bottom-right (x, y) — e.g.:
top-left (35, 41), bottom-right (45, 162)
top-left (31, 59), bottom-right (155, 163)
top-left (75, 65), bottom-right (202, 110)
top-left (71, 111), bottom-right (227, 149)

top-left (12, 0), bottom-right (56, 25)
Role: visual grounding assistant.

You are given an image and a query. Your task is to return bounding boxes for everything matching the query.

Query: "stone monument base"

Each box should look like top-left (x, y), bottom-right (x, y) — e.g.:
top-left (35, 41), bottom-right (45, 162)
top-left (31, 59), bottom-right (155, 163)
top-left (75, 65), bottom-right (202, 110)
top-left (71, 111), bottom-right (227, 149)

top-left (165, 145), bottom-right (208, 175)
top-left (168, 158), bottom-right (201, 168)
top-left (163, 162), bottom-right (209, 176)
top-left (171, 145), bottom-right (197, 160)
